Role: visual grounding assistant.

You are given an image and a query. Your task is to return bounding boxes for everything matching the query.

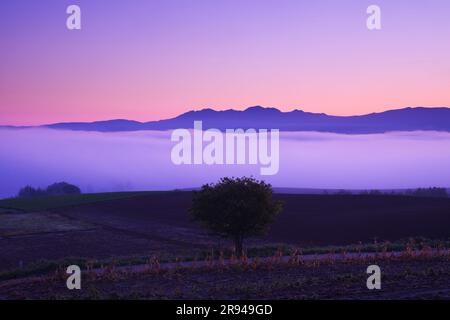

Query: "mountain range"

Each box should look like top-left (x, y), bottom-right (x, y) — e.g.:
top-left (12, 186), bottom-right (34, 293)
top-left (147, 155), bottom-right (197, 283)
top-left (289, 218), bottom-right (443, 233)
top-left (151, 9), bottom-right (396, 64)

top-left (4, 106), bottom-right (450, 134)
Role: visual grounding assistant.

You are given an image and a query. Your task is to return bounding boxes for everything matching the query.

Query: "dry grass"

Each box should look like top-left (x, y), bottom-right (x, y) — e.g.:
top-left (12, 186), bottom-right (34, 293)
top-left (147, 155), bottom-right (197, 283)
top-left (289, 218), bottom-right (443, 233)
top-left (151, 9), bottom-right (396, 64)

top-left (2, 245), bottom-right (450, 300)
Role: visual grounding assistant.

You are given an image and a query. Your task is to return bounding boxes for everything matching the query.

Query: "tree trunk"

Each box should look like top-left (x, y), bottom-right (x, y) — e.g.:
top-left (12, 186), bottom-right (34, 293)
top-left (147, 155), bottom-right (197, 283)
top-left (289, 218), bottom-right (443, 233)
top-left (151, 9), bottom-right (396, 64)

top-left (234, 235), bottom-right (244, 257)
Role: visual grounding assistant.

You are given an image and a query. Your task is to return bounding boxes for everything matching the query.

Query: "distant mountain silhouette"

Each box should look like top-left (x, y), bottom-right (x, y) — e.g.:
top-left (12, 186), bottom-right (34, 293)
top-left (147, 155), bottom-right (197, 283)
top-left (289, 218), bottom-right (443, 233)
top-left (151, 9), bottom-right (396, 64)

top-left (6, 106), bottom-right (450, 133)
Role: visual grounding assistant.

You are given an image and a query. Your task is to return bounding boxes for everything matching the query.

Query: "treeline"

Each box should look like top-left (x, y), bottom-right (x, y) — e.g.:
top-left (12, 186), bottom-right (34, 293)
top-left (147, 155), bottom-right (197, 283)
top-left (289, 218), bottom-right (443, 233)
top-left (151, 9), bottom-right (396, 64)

top-left (405, 187), bottom-right (449, 198)
top-left (18, 182), bottom-right (81, 198)
top-left (332, 187), bottom-right (448, 198)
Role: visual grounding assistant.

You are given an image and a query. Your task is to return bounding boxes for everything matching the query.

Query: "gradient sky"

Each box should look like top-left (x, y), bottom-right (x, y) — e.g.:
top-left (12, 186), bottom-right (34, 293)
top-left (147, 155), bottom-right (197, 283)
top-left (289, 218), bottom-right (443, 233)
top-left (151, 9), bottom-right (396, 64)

top-left (1, 0), bottom-right (450, 125)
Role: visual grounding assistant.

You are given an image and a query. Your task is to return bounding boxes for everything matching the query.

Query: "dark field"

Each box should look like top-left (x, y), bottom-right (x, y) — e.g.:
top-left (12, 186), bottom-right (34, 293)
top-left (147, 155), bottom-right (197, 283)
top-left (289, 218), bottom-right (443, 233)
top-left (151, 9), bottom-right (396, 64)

top-left (1, 192), bottom-right (450, 300)
top-left (1, 192), bottom-right (450, 272)
top-left (57, 192), bottom-right (450, 245)
top-left (2, 254), bottom-right (450, 300)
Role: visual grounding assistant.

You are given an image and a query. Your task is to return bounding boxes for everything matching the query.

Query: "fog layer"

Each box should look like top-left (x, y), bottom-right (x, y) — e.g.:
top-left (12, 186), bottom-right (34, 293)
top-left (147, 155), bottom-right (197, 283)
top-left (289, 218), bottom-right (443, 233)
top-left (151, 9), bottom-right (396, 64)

top-left (1, 128), bottom-right (449, 198)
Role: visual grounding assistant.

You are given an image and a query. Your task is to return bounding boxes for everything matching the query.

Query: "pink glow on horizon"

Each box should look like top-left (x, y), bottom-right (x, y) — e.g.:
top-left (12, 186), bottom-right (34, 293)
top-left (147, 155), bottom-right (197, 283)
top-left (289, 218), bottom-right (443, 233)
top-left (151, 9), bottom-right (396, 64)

top-left (1, 0), bottom-right (450, 125)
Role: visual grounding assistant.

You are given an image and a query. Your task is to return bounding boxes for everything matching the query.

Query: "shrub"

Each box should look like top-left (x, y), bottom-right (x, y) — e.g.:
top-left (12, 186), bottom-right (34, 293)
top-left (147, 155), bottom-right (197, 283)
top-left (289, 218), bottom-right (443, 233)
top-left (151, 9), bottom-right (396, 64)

top-left (46, 182), bottom-right (81, 196)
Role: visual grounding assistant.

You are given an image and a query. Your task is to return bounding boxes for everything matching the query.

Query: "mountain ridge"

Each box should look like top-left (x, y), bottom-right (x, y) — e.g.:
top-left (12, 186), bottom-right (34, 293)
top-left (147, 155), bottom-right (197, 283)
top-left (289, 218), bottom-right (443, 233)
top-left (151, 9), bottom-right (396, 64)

top-left (3, 106), bottom-right (450, 134)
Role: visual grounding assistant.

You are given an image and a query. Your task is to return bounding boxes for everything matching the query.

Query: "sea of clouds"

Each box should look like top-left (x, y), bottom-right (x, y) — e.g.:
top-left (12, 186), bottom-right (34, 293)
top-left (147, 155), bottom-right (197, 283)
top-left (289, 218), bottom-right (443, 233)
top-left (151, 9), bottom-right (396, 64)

top-left (1, 128), bottom-right (450, 198)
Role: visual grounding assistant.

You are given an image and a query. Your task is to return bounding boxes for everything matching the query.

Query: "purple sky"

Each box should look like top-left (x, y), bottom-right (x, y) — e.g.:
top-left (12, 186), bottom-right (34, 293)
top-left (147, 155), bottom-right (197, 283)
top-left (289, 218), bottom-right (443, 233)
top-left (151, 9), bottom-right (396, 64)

top-left (1, 0), bottom-right (450, 125)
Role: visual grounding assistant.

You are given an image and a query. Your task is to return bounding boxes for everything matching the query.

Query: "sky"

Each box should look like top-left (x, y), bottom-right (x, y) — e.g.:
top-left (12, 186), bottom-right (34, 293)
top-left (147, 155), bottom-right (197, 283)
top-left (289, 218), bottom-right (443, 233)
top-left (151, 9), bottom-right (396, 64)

top-left (1, 0), bottom-right (450, 125)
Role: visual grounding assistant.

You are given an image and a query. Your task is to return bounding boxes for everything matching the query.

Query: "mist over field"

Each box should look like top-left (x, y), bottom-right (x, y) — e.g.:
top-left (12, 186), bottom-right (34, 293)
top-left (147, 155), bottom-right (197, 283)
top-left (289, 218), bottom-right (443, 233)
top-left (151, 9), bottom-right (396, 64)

top-left (1, 128), bottom-right (450, 198)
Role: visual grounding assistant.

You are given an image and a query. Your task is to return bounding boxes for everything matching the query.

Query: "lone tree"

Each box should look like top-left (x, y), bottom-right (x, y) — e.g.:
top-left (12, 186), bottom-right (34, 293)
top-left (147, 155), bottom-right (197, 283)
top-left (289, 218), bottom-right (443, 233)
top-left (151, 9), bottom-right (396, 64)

top-left (190, 177), bottom-right (283, 256)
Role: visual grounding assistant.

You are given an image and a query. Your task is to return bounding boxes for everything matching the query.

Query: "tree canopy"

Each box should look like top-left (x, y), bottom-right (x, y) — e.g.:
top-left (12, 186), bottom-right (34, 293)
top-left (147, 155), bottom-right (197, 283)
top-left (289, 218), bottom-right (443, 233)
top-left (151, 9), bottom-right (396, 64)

top-left (190, 177), bottom-right (283, 256)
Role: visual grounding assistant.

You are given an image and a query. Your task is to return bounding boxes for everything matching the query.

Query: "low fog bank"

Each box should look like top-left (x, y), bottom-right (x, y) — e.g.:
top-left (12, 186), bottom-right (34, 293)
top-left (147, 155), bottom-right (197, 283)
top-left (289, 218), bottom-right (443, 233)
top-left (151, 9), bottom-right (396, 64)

top-left (1, 128), bottom-right (450, 199)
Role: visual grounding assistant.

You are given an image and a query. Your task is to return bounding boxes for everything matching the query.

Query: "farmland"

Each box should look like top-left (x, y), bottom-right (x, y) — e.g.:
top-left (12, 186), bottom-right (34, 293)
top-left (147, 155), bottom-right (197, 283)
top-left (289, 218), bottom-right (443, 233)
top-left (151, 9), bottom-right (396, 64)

top-left (1, 191), bottom-right (450, 299)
